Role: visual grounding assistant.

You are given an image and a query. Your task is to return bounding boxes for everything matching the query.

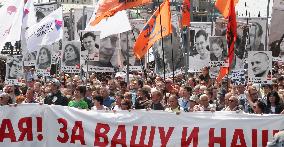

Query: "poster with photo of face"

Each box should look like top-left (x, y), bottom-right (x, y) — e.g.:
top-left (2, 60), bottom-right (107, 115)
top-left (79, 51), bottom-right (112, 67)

top-left (51, 41), bottom-right (62, 64)
top-left (118, 19), bottom-right (146, 71)
top-left (73, 7), bottom-right (95, 41)
top-left (81, 35), bottom-right (117, 73)
top-left (63, 12), bottom-right (72, 41)
top-left (80, 31), bottom-right (100, 62)
top-left (5, 55), bottom-right (23, 85)
top-left (152, 16), bottom-right (184, 77)
top-left (188, 22), bottom-right (212, 72)
top-left (61, 41), bottom-right (81, 73)
top-left (35, 45), bottom-right (52, 76)
top-left (209, 36), bottom-right (228, 68)
top-left (215, 18), bottom-right (249, 71)
top-left (238, 17), bottom-right (267, 51)
top-left (269, 0), bottom-right (284, 62)
top-left (34, 2), bottom-right (58, 23)
top-left (248, 51), bottom-right (272, 84)
top-left (23, 51), bottom-right (37, 66)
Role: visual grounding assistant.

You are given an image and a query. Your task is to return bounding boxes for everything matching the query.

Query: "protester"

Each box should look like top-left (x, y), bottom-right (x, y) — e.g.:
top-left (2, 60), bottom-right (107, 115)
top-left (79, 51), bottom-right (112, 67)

top-left (68, 86), bottom-right (88, 109)
top-left (44, 79), bottom-right (69, 106)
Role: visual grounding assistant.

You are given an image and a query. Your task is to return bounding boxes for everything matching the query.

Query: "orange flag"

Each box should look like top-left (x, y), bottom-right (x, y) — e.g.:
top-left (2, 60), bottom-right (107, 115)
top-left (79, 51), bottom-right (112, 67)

top-left (133, 0), bottom-right (172, 59)
top-left (90, 0), bottom-right (151, 26)
top-left (215, 0), bottom-right (238, 18)
top-left (216, 0), bottom-right (237, 83)
top-left (181, 0), bottom-right (190, 27)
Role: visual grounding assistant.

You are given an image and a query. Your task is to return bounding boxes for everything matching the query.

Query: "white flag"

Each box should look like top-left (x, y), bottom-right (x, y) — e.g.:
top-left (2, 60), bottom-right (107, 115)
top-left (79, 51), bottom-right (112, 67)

top-left (85, 10), bottom-right (132, 39)
top-left (22, 0), bottom-right (37, 29)
top-left (25, 7), bottom-right (63, 52)
top-left (0, 0), bottom-right (25, 50)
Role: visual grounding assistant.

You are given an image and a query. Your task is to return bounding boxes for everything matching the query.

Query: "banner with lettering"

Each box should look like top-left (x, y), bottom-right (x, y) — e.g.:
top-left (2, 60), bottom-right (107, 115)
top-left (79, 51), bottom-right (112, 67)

top-left (0, 104), bottom-right (283, 147)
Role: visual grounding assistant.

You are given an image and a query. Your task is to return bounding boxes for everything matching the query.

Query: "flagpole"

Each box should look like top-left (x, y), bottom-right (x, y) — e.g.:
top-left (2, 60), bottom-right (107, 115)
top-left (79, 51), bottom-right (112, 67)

top-left (171, 33), bottom-right (174, 82)
top-left (158, 4), bottom-right (165, 81)
top-left (265, 0), bottom-right (270, 51)
top-left (126, 31), bottom-right (130, 84)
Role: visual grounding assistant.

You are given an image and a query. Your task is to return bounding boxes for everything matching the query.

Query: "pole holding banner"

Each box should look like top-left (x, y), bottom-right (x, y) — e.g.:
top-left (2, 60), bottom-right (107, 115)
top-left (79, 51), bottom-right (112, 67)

top-left (265, 0), bottom-right (270, 51)
top-left (126, 31), bottom-right (130, 84)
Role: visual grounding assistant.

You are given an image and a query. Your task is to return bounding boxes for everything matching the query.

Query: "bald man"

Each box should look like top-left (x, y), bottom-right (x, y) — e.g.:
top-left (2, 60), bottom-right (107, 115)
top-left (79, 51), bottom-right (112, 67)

top-left (250, 52), bottom-right (270, 77)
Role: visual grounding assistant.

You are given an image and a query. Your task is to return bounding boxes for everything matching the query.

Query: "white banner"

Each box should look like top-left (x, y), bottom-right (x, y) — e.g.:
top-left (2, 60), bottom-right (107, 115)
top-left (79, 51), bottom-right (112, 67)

top-left (25, 7), bottom-right (63, 52)
top-left (0, 0), bottom-right (24, 50)
top-left (0, 104), bottom-right (283, 147)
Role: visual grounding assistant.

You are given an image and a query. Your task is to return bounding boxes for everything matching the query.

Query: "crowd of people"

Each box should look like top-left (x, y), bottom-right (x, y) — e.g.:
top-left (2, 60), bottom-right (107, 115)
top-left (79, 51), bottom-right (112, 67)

top-left (1, 63), bottom-right (284, 115)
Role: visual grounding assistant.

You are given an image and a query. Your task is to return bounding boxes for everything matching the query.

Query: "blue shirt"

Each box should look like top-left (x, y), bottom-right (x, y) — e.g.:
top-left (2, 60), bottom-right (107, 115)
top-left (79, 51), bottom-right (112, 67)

top-left (103, 96), bottom-right (115, 108)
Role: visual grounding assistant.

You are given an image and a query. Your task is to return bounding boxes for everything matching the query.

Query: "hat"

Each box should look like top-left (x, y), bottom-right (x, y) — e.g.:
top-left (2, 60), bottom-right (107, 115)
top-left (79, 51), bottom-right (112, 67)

top-left (189, 95), bottom-right (198, 102)
top-left (51, 79), bottom-right (61, 86)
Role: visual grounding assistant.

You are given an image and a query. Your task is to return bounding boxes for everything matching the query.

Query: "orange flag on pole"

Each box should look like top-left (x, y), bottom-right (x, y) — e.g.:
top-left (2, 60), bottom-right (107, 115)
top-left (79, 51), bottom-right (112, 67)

top-left (215, 0), bottom-right (238, 18)
top-left (216, 0), bottom-right (237, 83)
top-left (133, 0), bottom-right (172, 59)
top-left (90, 0), bottom-right (151, 26)
top-left (181, 0), bottom-right (190, 27)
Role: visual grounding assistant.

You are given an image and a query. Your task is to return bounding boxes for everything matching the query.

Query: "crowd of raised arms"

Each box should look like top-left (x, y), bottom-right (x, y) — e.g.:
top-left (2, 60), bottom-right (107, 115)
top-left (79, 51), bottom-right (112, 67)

top-left (1, 64), bottom-right (284, 115)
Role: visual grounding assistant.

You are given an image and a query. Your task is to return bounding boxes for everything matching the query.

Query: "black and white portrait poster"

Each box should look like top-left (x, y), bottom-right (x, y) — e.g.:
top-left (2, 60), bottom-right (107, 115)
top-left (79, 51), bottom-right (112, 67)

top-left (83, 35), bottom-right (118, 72)
top-left (188, 22), bottom-right (212, 72)
top-left (34, 2), bottom-right (58, 23)
top-left (228, 70), bottom-right (247, 86)
top-left (23, 51), bottom-right (37, 66)
top-left (238, 17), bottom-right (267, 51)
top-left (269, 0), bottom-right (284, 62)
top-left (209, 36), bottom-right (228, 68)
top-left (5, 55), bottom-right (23, 85)
top-left (118, 19), bottom-right (146, 71)
top-left (215, 18), bottom-right (249, 71)
top-left (248, 51), bottom-right (272, 84)
top-left (152, 23), bottom-right (184, 77)
top-left (51, 41), bottom-right (61, 64)
top-left (73, 7), bottom-right (95, 41)
top-left (61, 41), bottom-right (81, 73)
top-left (63, 12), bottom-right (72, 41)
top-left (80, 31), bottom-right (100, 61)
top-left (35, 45), bottom-right (52, 76)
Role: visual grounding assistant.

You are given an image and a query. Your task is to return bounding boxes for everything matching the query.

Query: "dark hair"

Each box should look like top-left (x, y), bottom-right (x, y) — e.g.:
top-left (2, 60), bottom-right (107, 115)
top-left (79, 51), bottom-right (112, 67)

top-left (82, 32), bottom-right (96, 41)
top-left (36, 11), bottom-right (45, 22)
top-left (7, 59), bottom-right (20, 79)
top-left (94, 96), bottom-right (104, 105)
top-left (267, 91), bottom-right (281, 105)
top-left (255, 100), bottom-right (266, 114)
top-left (209, 37), bottom-right (227, 61)
top-left (252, 22), bottom-right (263, 37)
top-left (81, 32), bottom-right (99, 51)
top-left (121, 99), bottom-right (132, 110)
top-left (270, 35), bottom-right (284, 57)
top-left (76, 15), bottom-right (87, 31)
top-left (62, 43), bottom-right (80, 63)
top-left (195, 29), bottom-right (208, 41)
top-left (75, 85), bottom-right (86, 96)
top-left (36, 47), bottom-right (51, 69)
